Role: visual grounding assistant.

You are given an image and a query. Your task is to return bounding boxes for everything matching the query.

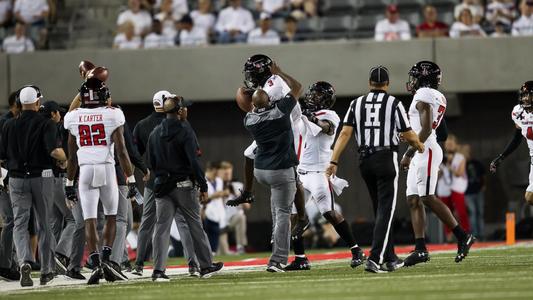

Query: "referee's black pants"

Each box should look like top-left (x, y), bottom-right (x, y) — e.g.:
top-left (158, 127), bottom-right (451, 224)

top-left (359, 150), bottom-right (398, 264)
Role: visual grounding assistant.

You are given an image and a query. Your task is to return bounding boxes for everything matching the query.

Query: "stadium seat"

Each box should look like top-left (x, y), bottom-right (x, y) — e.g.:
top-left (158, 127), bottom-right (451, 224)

top-left (394, 0), bottom-right (424, 14)
top-left (322, 0), bottom-right (358, 16)
top-left (353, 14), bottom-right (381, 39)
top-left (297, 17), bottom-right (323, 34)
top-left (406, 12), bottom-right (421, 27)
top-left (439, 11), bottom-right (455, 25)
top-left (356, 0), bottom-right (389, 14)
top-left (427, 0), bottom-right (458, 11)
top-left (322, 16), bottom-right (353, 33)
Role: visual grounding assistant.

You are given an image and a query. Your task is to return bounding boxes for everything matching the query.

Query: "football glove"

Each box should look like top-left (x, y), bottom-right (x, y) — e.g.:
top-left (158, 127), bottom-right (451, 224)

top-left (127, 182), bottom-right (137, 199)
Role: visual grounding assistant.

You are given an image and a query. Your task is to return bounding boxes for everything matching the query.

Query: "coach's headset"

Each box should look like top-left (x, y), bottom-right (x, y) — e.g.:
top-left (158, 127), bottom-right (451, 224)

top-left (163, 95), bottom-right (191, 113)
top-left (15, 85), bottom-right (43, 107)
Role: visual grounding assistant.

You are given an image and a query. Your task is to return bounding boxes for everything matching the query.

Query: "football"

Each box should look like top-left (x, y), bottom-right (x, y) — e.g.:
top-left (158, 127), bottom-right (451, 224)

top-left (79, 60), bottom-right (95, 78)
top-left (236, 87), bottom-right (253, 112)
top-left (86, 66), bottom-right (109, 82)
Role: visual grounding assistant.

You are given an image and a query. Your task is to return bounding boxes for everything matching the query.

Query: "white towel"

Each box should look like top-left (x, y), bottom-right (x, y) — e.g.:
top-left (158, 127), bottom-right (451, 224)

top-left (329, 175), bottom-right (349, 196)
top-left (91, 165), bottom-right (107, 188)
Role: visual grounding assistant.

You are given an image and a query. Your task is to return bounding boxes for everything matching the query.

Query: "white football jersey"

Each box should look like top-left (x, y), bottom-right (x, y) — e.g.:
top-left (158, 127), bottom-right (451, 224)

top-left (408, 87), bottom-right (447, 144)
top-left (511, 104), bottom-right (533, 156)
top-left (64, 106), bottom-right (126, 165)
top-left (299, 109), bottom-right (340, 172)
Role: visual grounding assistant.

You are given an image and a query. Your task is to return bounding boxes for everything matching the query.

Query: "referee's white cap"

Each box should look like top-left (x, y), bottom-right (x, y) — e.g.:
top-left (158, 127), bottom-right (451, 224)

top-left (153, 90), bottom-right (175, 109)
top-left (19, 86), bottom-right (43, 104)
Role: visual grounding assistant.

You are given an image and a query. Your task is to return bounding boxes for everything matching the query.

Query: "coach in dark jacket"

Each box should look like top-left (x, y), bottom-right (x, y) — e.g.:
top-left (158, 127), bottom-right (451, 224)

top-left (147, 95), bottom-right (222, 281)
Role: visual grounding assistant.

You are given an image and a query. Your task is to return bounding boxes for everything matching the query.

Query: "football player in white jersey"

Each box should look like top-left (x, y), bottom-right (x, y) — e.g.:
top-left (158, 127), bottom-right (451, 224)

top-left (64, 78), bottom-right (137, 285)
top-left (284, 82), bottom-right (366, 271)
top-left (490, 81), bottom-right (533, 207)
top-left (228, 54), bottom-right (310, 238)
top-left (400, 61), bottom-right (475, 266)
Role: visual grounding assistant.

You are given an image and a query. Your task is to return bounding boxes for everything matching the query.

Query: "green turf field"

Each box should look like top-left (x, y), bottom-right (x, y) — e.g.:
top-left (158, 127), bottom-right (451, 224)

top-left (3, 246), bottom-right (533, 300)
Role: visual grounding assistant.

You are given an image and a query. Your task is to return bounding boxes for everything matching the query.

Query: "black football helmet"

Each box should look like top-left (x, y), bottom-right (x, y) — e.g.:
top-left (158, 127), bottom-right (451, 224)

top-left (243, 54), bottom-right (273, 89)
top-left (303, 81), bottom-right (336, 112)
top-left (519, 81), bottom-right (533, 112)
top-left (79, 77), bottom-right (110, 108)
top-left (406, 61), bottom-right (442, 94)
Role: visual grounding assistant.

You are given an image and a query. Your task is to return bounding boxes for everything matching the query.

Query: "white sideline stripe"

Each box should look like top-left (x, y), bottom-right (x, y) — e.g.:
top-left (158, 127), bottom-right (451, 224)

top-left (1, 242), bottom-right (532, 294)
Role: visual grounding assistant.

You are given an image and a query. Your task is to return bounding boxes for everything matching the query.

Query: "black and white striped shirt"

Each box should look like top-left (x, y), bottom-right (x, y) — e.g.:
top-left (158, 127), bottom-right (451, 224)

top-left (343, 90), bottom-right (411, 149)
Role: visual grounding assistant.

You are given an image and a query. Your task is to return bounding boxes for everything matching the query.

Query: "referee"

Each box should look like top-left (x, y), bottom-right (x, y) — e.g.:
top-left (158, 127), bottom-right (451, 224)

top-left (327, 66), bottom-right (424, 273)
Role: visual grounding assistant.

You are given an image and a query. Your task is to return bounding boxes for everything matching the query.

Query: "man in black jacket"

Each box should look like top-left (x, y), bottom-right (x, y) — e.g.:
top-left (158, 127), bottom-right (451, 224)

top-left (132, 91), bottom-right (199, 277)
top-left (148, 95), bottom-right (223, 282)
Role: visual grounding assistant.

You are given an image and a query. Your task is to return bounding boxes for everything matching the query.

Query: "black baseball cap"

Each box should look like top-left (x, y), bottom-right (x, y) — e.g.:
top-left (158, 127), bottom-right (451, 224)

top-left (369, 65), bottom-right (390, 84)
top-left (40, 100), bottom-right (66, 114)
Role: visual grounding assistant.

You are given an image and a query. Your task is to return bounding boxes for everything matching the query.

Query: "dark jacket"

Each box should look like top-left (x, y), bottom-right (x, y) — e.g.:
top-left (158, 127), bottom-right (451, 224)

top-left (148, 118), bottom-right (207, 193)
top-left (115, 122), bottom-right (147, 185)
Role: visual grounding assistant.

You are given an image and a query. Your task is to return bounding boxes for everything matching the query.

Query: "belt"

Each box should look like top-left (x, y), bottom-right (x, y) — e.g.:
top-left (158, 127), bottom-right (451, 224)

top-left (358, 146), bottom-right (397, 160)
top-left (176, 180), bottom-right (193, 188)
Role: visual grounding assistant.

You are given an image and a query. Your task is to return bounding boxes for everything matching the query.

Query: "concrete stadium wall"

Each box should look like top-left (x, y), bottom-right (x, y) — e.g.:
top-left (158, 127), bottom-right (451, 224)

top-left (1, 36), bottom-right (532, 104)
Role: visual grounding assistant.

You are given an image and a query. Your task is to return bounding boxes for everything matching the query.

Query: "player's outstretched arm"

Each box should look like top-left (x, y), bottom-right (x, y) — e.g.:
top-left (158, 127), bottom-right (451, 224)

top-left (490, 126), bottom-right (522, 173)
top-left (327, 125), bottom-right (353, 176)
top-left (270, 62), bottom-right (303, 99)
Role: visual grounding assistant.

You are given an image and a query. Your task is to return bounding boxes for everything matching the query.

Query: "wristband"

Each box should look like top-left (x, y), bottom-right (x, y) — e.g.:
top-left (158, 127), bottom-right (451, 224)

top-left (66, 179), bottom-right (74, 187)
top-left (330, 161), bottom-right (338, 166)
top-left (127, 175), bottom-right (136, 183)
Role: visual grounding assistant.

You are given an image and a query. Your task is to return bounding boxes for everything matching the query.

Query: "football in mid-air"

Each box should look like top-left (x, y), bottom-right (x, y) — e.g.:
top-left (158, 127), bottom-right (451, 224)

top-left (236, 87), bottom-right (253, 112)
top-left (86, 66), bottom-right (109, 82)
top-left (79, 60), bottom-right (95, 78)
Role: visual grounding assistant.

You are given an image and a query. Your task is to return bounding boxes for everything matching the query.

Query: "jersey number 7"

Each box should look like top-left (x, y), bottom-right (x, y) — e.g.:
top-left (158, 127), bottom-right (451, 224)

top-left (432, 105), bottom-right (446, 129)
top-left (79, 124), bottom-right (107, 147)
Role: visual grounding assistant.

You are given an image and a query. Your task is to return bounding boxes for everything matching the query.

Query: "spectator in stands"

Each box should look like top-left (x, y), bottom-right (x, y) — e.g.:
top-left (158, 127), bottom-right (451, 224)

top-left (247, 13), bottom-right (280, 45)
top-left (512, 0), bottom-right (533, 36)
top-left (375, 5), bottom-right (411, 41)
top-left (491, 20), bottom-right (509, 36)
top-left (443, 135), bottom-right (471, 241)
top-left (450, 8), bottom-right (486, 38)
top-left (155, 0), bottom-right (178, 41)
top-left (281, 15), bottom-right (300, 42)
top-left (289, 0), bottom-right (316, 19)
top-left (417, 5), bottom-right (449, 38)
top-left (0, 0), bottom-right (12, 42)
top-left (463, 144), bottom-right (486, 240)
top-left (486, 0), bottom-right (516, 29)
top-left (218, 161), bottom-right (249, 255)
top-left (1, 22), bottom-right (34, 54)
top-left (14, 0), bottom-right (49, 49)
top-left (204, 162), bottom-right (229, 254)
top-left (161, 0), bottom-right (189, 21)
top-left (177, 14), bottom-right (208, 46)
top-left (454, 0), bottom-right (484, 24)
top-left (117, 0), bottom-right (152, 37)
top-left (256, 0), bottom-right (288, 18)
top-left (215, 0), bottom-right (255, 44)
top-left (190, 0), bottom-right (216, 36)
top-left (144, 20), bottom-right (175, 48)
top-left (113, 21), bottom-right (142, 50)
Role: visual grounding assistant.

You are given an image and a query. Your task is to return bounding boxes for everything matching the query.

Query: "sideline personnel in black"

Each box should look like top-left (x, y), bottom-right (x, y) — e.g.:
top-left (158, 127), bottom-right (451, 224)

top-left (0, 86), bottom-right (67, 286)
top-left (148, 95), bottom-right (223, 282)
top-left (327, 66), bottom-right (424, 273)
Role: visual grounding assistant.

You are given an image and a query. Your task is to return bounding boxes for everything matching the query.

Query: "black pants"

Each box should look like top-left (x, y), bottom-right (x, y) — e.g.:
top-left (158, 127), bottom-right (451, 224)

top-left (359, 150), bottom-right (398, 264)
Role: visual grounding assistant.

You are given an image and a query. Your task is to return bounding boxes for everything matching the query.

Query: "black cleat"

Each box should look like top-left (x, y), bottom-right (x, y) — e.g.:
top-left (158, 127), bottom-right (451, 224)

top-left (404, 249), bottom-right (430, 267)
top-left (0, 267), bottom-right (20, 281)
top-left (200, 262), bottom-right (224, 278)
top-left (66, 269), bottom-right (86, 280)
top-left (266, 262), bottom-right (286, 273)
top-left (284, 257), bottom-right (311, 271)
top-left (29, 261), bottom-right (40, 271)
top-left (88, 267), bottom-right (103, 285)
top-left (291, 218), bottom-right (310, 240)
top-left (364, 260), bottom-right (388, 274)
top-left (226, 190), bottom-right (254, 207)
top-left (131, 265), bottom-right (143, 276)
top-left (103, 261), bottom-right (128, 281)
top-left (20, 263), bottom-right (33, 287)
top-left (40, 273), bottom-right (55, 285)
top-left (54, 253), bottom-right (69, 275)
top-left (152, 270), bottom-right (170, 282)
top-left (350, 247), bottom-right (366, 268)
top-left (455, 234), bottom-right (476, 263)
top-left (189, 264), bottom-right (200, 277)
top-left (121, 260), bottom-right (132, 273)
